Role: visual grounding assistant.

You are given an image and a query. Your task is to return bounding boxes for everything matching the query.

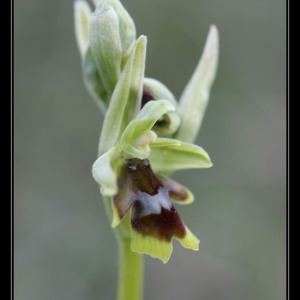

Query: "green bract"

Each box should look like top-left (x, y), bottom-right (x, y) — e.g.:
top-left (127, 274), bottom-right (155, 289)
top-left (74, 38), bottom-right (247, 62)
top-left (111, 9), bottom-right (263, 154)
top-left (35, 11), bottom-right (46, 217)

top-left (177, 25), bottom-right (219, 143)
top-left (74, 0), bottom-right (219, 263)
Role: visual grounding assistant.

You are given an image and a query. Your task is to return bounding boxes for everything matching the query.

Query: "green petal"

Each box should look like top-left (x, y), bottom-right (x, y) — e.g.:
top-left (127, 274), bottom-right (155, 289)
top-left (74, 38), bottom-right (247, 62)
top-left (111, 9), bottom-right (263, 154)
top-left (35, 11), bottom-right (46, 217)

top-left (92, 146), bottom-right (121, 196)
top-left (98, 36), bottom-right (147, 155)
top-left (149, 139), bottom-right (213, 173)
top-left (176, 25), bottom-right (219, 143)
top-left (131, 229), bottom-right (173, 263)
top-left (74, 0), bottom-right (92, 57)
top-left (120, 100), bottom-right (175, 158)
top-left (149, 137), bottom-right (180, 148)
top-left (175, 227), bottom-right (200, 251)
top-left (121, 130), bottom-right (157, 159)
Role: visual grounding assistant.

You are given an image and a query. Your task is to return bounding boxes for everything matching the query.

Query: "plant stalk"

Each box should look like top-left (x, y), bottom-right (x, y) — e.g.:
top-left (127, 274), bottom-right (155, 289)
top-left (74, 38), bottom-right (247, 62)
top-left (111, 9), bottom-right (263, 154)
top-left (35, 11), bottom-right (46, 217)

top-left (117, 238), bottom-right (144, 300)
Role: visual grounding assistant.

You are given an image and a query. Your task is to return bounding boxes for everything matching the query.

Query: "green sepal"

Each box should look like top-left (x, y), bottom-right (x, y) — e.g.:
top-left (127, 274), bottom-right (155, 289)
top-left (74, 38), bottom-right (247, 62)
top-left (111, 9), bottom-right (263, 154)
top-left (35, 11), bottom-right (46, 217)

top-left (92, 146), bottom-right (121, 196)
top-left (176, 25), bottom-right (219, 143)
top-left (99, 36), bottom-right (147, 155)
top-left (149, 139), bottom-right (212, 174)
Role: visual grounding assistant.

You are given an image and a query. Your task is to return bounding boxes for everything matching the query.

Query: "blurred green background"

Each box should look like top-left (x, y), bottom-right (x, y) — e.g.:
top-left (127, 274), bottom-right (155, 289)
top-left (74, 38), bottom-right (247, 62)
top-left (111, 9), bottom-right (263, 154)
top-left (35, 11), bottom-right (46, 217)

top-left (14, 0), bottom-right (286, 299)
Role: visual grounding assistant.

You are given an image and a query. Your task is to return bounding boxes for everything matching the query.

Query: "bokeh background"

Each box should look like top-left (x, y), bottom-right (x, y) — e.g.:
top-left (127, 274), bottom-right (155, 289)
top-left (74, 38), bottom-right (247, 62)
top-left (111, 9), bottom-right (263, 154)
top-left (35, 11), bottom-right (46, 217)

top-left (14, 0), bottom-right (286, 299)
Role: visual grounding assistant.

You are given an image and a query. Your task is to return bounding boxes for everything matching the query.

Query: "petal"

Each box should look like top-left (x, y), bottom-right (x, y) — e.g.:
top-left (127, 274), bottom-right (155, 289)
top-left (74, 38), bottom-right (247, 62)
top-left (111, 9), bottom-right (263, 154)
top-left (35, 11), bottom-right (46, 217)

top-left (176, 25), bottom-right (219, 143)
top-left (113, 158), bottom-right (164, 222)
top-left (131, 204), bottom-right (186, 242)
top-left (147, 137), bottom-right (181, 147)
top-left (149, 138), bottom-right (213, 173)
top-left (102, 195), bottom-right (124, 230)
top-left (130, 204), bottom-right (198, 263)
top-left (131, 230), bottom-right (173, 263)
top-left (156, 174), bottom-right (194, 204)
top-left (121, 130), bottom-right (157, 159)
top-left (175, 227), bottom-right (200, 251)
top-left (120, 100), bottom-right (175, 158)
top-left (109, 156), bottom-right (199, 262)
top-left (113, 166), bottom-right (136, 223)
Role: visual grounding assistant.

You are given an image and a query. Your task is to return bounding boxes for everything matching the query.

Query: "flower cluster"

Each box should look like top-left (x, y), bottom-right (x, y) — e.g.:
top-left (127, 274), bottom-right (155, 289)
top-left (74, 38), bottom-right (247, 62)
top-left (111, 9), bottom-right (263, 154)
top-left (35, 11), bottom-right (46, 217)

top-left (74, 0), bottom-right (219, 263)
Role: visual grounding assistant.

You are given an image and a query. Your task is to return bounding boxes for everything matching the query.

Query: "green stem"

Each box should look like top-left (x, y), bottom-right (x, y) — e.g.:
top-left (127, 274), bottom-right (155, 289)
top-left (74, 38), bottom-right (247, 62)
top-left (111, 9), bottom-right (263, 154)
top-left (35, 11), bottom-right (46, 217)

top-left (117, 238), bottom-right (144, 300)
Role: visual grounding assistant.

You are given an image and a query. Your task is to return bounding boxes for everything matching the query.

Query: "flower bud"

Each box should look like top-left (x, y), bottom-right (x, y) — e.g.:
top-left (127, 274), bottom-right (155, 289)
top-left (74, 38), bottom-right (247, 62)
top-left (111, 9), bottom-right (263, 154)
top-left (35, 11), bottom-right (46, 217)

top-left (89, 0), bottom-right (136, 96)
top-left (142, 78), bottom-right (181, 137)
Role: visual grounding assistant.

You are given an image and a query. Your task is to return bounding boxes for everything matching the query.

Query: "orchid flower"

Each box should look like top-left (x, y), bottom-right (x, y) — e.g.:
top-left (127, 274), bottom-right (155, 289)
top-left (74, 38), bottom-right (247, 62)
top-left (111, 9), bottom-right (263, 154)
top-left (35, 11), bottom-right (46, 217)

top-left (92, 96), bottom-right (212, 262)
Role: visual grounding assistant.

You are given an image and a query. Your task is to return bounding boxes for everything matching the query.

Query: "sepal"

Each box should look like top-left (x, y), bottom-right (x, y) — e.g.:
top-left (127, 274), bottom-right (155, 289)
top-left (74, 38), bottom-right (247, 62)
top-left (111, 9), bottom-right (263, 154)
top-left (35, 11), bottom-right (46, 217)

top-left (149, 138), bottom-right (213, 173)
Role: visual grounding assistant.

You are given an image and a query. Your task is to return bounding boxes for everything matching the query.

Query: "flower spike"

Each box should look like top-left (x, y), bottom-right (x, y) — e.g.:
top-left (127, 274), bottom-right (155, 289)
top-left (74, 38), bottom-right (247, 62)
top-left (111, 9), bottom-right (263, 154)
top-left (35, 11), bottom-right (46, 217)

top-left (75, 0), bottom-right (218, 264)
